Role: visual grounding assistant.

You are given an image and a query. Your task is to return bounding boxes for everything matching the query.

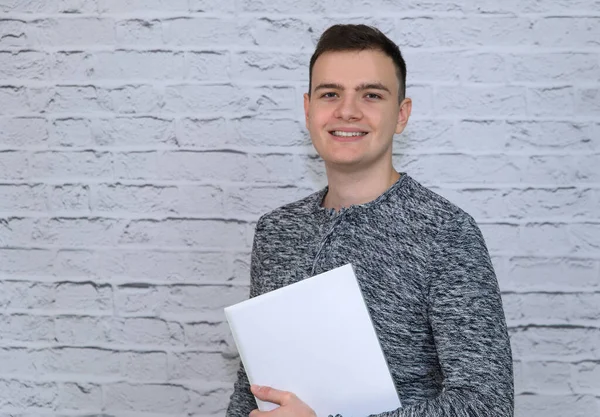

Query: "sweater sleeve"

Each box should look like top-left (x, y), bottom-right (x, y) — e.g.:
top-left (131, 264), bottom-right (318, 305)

top-left (225, 217), bottom-right (265, 417)
top-left (370, 213), bottom-right (514, 417)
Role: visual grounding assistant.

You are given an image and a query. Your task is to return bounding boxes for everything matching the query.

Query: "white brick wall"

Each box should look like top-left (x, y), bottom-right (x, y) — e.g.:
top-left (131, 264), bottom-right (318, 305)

top-left (0, 0), bottom-right (598, 415)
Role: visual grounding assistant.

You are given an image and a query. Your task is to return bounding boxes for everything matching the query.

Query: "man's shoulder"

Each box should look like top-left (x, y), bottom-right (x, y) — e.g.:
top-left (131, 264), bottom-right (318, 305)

top-left (400, 176), bottom-right (475, 230)
top-left (409, 178), bottom-right (469, 222)
top-left (257, 188), bottom-right (324, 229)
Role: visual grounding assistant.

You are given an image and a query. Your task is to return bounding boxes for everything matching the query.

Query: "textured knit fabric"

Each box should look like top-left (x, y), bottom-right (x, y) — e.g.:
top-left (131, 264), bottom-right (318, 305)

top-left (225, 174), bottom-right (514, 417)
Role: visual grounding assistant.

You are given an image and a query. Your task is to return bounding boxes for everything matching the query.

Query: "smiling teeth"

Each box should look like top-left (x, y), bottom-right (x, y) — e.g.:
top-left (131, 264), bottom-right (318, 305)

top-left (331, 131), bottom-right (367, 137)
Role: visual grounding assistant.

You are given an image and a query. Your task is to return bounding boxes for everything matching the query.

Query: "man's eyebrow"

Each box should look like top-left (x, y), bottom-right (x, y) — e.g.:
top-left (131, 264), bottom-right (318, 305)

top-left (313, 83), bottom-right (344, 92)
top-left (313, 82), bottom-right (392, 94)
top-left (356, 82), bottom-right (391, 94)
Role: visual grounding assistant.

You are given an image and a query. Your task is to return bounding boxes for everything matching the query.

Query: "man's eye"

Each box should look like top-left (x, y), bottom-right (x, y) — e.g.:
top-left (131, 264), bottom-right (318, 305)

top-left (321, 92), bottom-right (337, 98)
top-left (365, 93), bottom-right (382, 100)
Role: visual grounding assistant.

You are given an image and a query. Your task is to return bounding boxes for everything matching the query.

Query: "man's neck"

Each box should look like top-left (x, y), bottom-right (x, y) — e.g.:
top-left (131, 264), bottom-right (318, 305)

top-left (322, 163), bottom-right (401, 211)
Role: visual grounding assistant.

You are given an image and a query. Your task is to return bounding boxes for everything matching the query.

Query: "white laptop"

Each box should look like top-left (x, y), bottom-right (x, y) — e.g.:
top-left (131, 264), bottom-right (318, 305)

top-left (224, 263), bottom-right (401, 417)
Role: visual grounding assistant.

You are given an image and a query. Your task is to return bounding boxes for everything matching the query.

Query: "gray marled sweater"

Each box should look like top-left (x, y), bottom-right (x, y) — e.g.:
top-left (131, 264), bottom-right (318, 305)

top-left (226, 174), bottom-right (514, 417)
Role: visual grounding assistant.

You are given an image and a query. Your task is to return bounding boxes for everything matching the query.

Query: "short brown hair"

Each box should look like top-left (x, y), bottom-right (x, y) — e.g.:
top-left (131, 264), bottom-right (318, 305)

top-left (308, 24), bottom-right (407, 102)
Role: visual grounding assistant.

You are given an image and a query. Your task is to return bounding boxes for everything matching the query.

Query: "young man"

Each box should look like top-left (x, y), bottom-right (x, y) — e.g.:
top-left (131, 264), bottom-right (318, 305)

top-left (226, 25), bottom-right (514, 417)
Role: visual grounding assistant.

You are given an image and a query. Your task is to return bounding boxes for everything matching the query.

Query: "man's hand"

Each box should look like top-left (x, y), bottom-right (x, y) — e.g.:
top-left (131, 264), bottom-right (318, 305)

top-left (249, 385), bottom-right (317, 417)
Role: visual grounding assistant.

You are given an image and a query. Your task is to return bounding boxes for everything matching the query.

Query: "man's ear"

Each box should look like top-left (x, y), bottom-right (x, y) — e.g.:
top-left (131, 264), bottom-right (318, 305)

top-left (303, 93), bottom-right (310, 129)
top-left (395, 97), bottom-right (412, 135)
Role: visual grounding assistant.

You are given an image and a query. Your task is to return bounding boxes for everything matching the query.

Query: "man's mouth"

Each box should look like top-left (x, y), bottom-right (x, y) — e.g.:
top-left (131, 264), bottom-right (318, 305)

top-left (329, 131), bottom-right (368, 137)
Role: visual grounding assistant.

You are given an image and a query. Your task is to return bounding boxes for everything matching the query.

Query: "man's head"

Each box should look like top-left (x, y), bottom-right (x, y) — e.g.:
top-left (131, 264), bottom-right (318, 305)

top-left (304, 24), bottom-right (411, 171)
top-left (308, 24), bottom-right (407, 103)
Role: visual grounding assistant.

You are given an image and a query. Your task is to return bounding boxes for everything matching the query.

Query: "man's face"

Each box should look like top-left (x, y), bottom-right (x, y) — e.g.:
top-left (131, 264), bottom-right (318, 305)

top-left (304, 49), bottom-right (411, 171)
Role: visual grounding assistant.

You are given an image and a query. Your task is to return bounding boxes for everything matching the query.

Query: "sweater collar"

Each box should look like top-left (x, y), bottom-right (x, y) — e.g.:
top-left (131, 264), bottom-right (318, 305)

top-left (312, 173), bottom-right (410, 217)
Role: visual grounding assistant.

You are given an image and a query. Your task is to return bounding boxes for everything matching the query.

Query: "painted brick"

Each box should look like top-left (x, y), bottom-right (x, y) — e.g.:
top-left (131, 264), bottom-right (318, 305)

top-left (435, 86), bottom-right (527, 117)
top-left (533, 17), bottom-right (600, 47)
top-left (432, 187), bottom-right (598, 220)
top-left (0, 19), bottom-right (32, 48)
top-left (510, 327), bottom-right (600, 360)
top-left (30, 151), bottom-right (112, 180)
top-left (56, 382), bottom-right (102, 412)
top-left (114, 284), bottom-right (248, 315)
top-left (520, 360), bottom-right (600, 394)
top-left (0, 117), bottom-right (47, 147)
top-left (515, 394), bottom-right (600, 417)
top-left (0, 86), bottom-right (30, 115)
top-left (399, 119), bottom-right (454, 151)
top-left (232, 51), bottom-right (309, 82)
top-left (401, 51), bottom-right (461, 83)
top-left (99, 84), bottom-right (163, 114)
top-left (245, 153), bottom-right (302, 183)
top-left (120, 351), bottom-right (169, 380)
top-left (505, 121), bottom-right (598, 151)
top-left (110, 317), bottom-right (183, 346)
top-left (0, 348), bottom-right (46, 376)
top-left (0, 184), bottom-right (46, 211)
top-left (461, 53), bottom-right (509, 84)
top-left (42, 85), bottom-right (109, 114)
top-left (238, 0), bottom-right (326, 13)
top-left (183, 321), bottom-right (233, 349)
top-left (187, 386), bottom-right (232, 415)
top-left (55, 281), bottom-right (113, 311)
top-left (0, 0), bottom-right (98, 13)
top-left (163, 17), bottom-right (237, 47)
top-left (189, 0), bottom-right (236, 12)
top-left (92, 183), bottom-right (178, 213)
top-left (0, 151), bottom-right (27, 180)
top-left (465, 0), bottom-right (600, 13)
top-left (93, 116), bottom-right (175, 146)
top-left (0, 380), bottom-right (57, 410)
top-left (343, 0), bottom-right (466, 12)
top-left (30, 217), bottom-right (126, 246)
top-left (103, 382), bottom-right (188, 413)
top-left (163, 285), bottom-right (248, 314)
top-left (231, 116), bottom-right (309, 147)
top-left (503, 293), bottom-right (600, 325)
top-left (159, 151), bottom-right (248, 182)
top-left (94, 50), bottom-right (186, 80)
top-left (0, 249), bottom-right (55, 277)
top-left (571, 223), bottom-right (600, 254)
top-left (169, 351), bottom-right (238, 381)
top-left (405, 85), bottom-right (434, 117)
top-left (510, 53), bottom-right (600, 83)
top-left (527, 87), bottom-right (575, 117)
top-left (0, 314), bottom-right (55, 342)
top-left (237, 17), bottom-right (322, 51)
top-left (54, 315), bottom-right (110, 345)
top-left (175, 117), bottom-right (231, 147)
top-left (518, 223), bottom-right (572, 255)
top-left (50, 249), bottom-right (232, 283)
top-left (47, 118), bottom-right (94, 147)
top-left (98, 0), bottom-right (188, 12)
top-left (186, 51), bottom-right (230, 82)
top-left (502, 257), bottom-right (598, 291)
top-left (115, 19), bottom-right (163, 46)
top-left (51, 51), bottom-right (96, 81)
top-left (0, 217), bottom-right (37, 247)
top-left (114, 284), bottom-right (167, 315)
top-left (394, 17), bottom-right (534, 48)
top-left (34, 18), bottom-right (115, 47)
top-left (0, 51), bottom-right (49, 80)
top-left (226, 185), bottom-right (314, 216)
top-left (47, 184), bottom-right (90, 212)
top-left (575, 88), bottom-right (600, 116)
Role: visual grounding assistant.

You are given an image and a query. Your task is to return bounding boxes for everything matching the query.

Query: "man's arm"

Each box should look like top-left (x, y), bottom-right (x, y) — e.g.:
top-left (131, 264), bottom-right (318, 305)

top-left (371, 213), bottom-right (514, 417)
top-left (226, 218), bottom-right (266, 417)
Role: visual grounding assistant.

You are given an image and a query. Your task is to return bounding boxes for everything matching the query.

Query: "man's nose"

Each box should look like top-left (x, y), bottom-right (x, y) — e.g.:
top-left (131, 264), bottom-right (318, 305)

top-left (334, 95), bottom-right (363, 121)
